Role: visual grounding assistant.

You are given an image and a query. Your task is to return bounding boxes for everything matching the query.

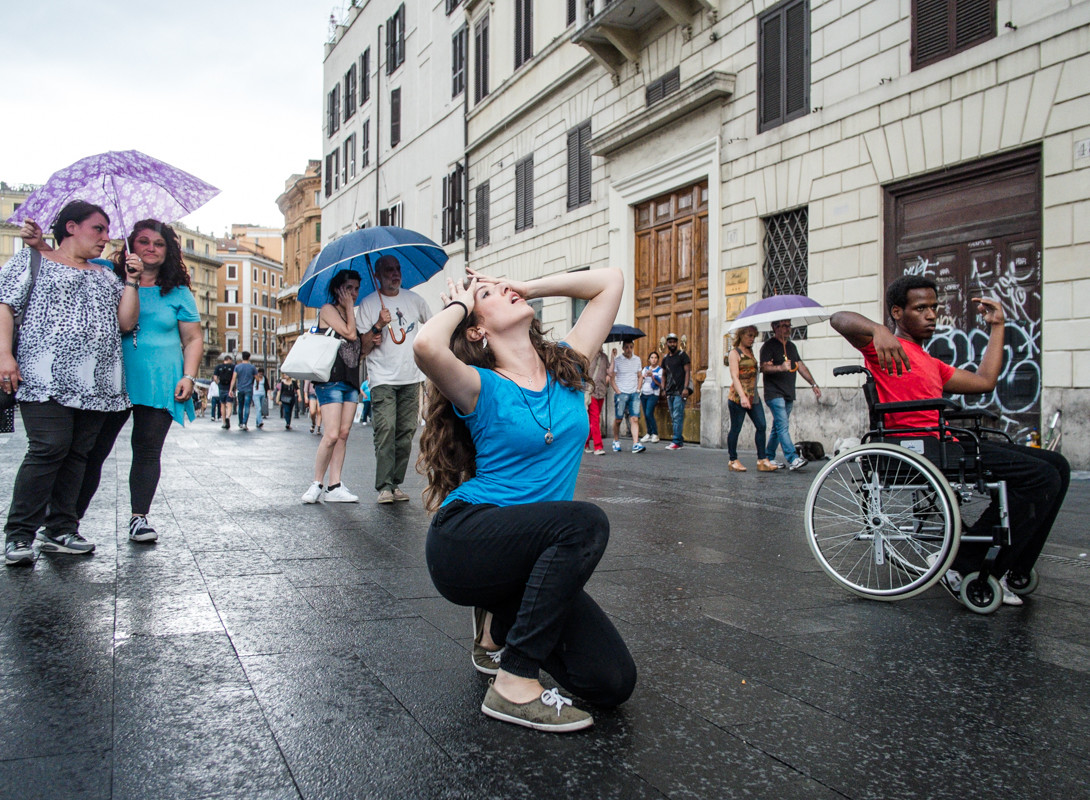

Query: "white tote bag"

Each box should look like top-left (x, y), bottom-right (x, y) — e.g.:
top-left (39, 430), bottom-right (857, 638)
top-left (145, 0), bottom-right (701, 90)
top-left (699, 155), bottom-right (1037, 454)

top-left (281, 328), bottom-right (341, 383)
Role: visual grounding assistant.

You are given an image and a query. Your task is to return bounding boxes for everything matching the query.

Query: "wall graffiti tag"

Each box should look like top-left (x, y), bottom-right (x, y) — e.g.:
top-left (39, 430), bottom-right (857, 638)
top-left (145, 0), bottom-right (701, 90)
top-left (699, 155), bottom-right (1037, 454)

top-left (907, 239), bottom-right (1042, 438)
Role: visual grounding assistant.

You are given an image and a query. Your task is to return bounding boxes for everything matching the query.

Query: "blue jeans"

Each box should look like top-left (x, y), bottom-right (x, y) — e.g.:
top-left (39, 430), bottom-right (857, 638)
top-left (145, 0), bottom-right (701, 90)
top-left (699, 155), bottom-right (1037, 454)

top-left (253, 393), bottom-right (265, 426)
top-left (727, 399), bottom-right (767, 460)
top-left (667, 395), bottom-right (686, 445)
top-left (765, 396), bottom-right (797, 462)
top-left (236, 391), bottom-right (253, 426)
top-left (640, 394), bottom-right (659, 437)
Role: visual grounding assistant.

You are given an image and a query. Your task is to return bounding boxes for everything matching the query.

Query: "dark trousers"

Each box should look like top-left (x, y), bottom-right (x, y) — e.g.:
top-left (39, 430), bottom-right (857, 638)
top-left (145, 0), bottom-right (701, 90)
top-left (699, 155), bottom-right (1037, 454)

top-left (4, 401), bottom-right (107, 543)
top-left (73, 405), bottom-right (173, 521)
top-left (209, 396), bottom-right (220, 420)
top-left (954, 441), bottom-right (1070, 576)
top-left (426, 500), bottom-right (636, 707)
top-left (727, 399), bottom-right (767, 460)
top-left (280, 399), bottom-right (295, 426)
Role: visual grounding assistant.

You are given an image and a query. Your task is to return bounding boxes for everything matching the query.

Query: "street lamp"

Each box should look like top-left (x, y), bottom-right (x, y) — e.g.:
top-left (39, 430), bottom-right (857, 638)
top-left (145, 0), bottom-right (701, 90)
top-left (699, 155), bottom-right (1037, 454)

top-left (262, 316), bottom-right (269, 377)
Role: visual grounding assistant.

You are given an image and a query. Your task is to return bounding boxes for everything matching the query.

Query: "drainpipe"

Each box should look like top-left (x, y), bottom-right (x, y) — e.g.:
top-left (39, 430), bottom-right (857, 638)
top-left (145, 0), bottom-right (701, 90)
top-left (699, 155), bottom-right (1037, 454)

top-left (463, 20), bottom-right (470, 263)
top-left (375, 23), bottom-right (382, 222)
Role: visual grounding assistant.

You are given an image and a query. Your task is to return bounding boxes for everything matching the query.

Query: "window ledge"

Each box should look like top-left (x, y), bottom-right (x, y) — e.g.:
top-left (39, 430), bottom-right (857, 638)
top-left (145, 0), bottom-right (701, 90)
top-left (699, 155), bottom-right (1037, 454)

top-left (589, 71), bottom-right (734, 157)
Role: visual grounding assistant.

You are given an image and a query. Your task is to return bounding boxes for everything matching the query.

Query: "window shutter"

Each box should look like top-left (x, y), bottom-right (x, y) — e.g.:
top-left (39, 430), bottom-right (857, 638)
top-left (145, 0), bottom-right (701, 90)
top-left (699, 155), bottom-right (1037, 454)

top-left (568, 0), bottom-right (577, 25)
top-left (474, 16), bottom-right (490, 103)
top-left (567, 121), bottom-right (591, 210)
top-left (515, 156), bottom-right (533, 231)
top-left (442, 175), bottom-right (451, 244)
top-left (390, 88), bottom-right (401, 147)
top-left (515, 0), bottom-right (532, 68)
top-left (784, 1), bottom-right (808, 118)
top-left (955, 0), bottom-right (993, 47)
top-left (476, 182), bottom-right (490, 247)
top-left (914, 0), bottom-right (950, 65)
top-left (361, 120), bottom-right (370, 167)
top-left (386, 16), bottom-right (394, 72)
top-left (759, 13), bottom-right (782, 129)
top-left (913, 0), bottom-right (995, 69)
top-left (360, 49), bottom-right (370, 104)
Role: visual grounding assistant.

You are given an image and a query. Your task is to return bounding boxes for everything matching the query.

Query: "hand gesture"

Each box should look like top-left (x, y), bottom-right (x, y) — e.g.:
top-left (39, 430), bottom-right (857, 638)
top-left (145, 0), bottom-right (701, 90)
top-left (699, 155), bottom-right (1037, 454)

top-left (465, 266), bottom-right (532, 302)
top-left (335, 283), bottom-right (355, 311)
top-left (19, 219), bottom-right (49, 251)
top-left (972, 297), bottom-right (1005, 327)
top-left (377, 307), bottom-right (393, 328)
top-left (871, 325), bottom-right (911, 376)
top-left (440, 272), bottom-right (477, 316)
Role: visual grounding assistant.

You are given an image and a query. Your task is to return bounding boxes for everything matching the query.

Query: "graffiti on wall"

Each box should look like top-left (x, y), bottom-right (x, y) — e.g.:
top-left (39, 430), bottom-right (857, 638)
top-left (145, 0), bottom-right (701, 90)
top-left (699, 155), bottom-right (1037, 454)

top-left (904, 241), bottom-right (1041, 438)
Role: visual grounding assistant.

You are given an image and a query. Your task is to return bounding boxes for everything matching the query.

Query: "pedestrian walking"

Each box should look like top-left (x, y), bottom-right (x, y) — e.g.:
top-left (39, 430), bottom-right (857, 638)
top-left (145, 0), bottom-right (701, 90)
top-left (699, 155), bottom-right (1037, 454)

top-left (301, 270), bottom-right (363, 504)
top-left (253, 367), bottom-right (268, 429)
top-left (2, 202), bottom-right (138, 566)
top-left (415, 266), bottom-right (635, 733)
top-left (584, 346), bottom-right (608, 455)
top-left (608, 339), bottom-right (644, 453)
top-left (207, 376), bottom-right (220, 420)
top-left (726, 325), bottom-right (775, 473)
top-left (661, 333), bottom-right (691, 450)
top-left (760, 320), bottom-right (821, 470)
top-left (354, 254), bottom-right (432, 504)
top-left (214, 354), bottom-right (235, 428)
top-left (228, 351), bottom-right (257, 431)
top-left (304, 379), bottom-right (322, 434)
top-left (275, 375), bottom-right (300, 429)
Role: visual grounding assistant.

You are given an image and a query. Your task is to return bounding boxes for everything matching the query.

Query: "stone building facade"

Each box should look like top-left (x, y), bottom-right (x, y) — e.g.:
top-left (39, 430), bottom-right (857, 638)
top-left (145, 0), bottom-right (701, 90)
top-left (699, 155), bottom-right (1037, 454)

top-left (456, 0), bottom-right (1090, 466)
top-left (276, 160), bottom-right (323, 363)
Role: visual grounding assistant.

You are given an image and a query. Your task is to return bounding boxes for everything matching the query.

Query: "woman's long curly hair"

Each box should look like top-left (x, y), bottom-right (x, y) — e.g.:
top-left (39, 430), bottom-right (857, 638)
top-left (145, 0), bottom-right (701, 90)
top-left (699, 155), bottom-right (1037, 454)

top-left (112, 219), bottom-right (191, 295)
top-left (416, 313), bottom-right (591, 513)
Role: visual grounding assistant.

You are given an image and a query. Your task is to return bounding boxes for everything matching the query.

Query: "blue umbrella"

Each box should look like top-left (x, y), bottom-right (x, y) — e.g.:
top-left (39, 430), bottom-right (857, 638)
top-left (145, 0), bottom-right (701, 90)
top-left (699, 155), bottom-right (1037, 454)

top-left (297, 226), bottom-right (448, 309)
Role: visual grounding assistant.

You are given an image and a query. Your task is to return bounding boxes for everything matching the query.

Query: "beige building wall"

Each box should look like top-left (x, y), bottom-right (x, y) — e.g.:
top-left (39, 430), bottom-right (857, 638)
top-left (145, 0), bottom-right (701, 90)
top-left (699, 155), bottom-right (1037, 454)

top-left (463, 0), bottom-right (1090, 466)
top-left (217, 239), bottom-right (284, 377)
top-left (231, 224), bottom-right (284, 264)
top-left (277, 160), bottom-right (323, 362)
top-left (0, 184), bottom-right (36, 265)
top-left (173, 222), bottom-right (223, 376)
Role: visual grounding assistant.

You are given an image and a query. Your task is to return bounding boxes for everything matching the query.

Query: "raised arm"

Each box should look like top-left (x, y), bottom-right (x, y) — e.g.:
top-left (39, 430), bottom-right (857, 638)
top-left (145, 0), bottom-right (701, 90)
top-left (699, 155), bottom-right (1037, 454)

top-left (830, 310), bottom-right (911, 376)
top-left (467, 266), bottom-right (623, 361)
top-left (943, 297), bottom-right (1005, 394)
top-left (413, 276), bottom-right (482, 414)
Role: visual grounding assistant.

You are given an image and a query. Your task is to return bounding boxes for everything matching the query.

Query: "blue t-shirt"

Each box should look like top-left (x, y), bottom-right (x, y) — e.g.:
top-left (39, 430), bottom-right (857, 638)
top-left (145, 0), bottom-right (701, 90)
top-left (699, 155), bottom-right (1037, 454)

top-left (120, 283), bottom-right (200, 425)
top-left (443, 366), bottom-right (590, 508)
top-left (233, 362), bottom-right (257, 393)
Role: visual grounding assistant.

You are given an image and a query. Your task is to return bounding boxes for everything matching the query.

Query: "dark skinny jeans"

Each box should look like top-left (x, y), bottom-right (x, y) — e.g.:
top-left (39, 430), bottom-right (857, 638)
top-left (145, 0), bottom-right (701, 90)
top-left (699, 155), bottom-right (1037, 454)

top-left (72, 405), bottom-right (174, 522)
top-left (4, 401), bottom-right (107, 544)
top-left (426, 500), bottom-right (636, 707)
top-left (727, 398), bottom-right (767, 460)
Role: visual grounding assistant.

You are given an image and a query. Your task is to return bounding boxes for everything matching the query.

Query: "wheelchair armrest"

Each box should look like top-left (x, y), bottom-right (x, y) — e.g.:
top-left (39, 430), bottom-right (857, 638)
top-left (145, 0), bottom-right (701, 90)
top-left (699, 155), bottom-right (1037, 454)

top-left (871, 398), bottom-right (961, 415)
top-left (942, 407), bottom-right (1001, 423)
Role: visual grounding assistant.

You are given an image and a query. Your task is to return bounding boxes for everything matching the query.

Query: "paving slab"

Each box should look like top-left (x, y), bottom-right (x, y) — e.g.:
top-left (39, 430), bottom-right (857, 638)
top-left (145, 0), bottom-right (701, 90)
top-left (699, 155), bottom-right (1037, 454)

top-left (1, 413), bottom-right (1088, 799)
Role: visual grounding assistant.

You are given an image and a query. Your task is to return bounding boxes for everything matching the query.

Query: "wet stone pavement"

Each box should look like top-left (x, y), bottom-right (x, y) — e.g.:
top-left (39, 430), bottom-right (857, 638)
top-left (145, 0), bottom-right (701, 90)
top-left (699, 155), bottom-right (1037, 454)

top-left (1, 413), bottom-right (1089, 800)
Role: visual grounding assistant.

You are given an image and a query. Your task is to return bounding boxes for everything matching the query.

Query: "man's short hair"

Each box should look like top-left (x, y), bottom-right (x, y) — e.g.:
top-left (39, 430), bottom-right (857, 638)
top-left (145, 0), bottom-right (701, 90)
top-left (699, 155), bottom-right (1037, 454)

top-left (886, 275), bottom-right (938, 316)
top-left (622, 339), bottom-right (634, 347)
top-left (375, 254), bottom-right (400, 273)
top-left (241, 351), bottom-right (251, 360)
top-left (222, 354), bottom-right (233, 361)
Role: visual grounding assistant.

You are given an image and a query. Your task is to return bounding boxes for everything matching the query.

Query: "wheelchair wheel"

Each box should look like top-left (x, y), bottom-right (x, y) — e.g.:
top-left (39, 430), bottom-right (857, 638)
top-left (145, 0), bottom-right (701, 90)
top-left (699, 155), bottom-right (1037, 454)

top-left (805, 443), bottom-right (960, 600)
top-left (959, 572), bottom-right (1003, 614)
top-left (1004, 568), bottom-right (1039, 596)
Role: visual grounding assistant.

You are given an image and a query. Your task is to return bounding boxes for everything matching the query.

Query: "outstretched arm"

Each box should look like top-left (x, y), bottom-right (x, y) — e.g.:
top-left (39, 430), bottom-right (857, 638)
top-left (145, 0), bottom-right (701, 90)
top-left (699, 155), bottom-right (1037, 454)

top-left (829, 310), bottom-right (911, 376)
top-left (467, 266), bottom-right (623, 361)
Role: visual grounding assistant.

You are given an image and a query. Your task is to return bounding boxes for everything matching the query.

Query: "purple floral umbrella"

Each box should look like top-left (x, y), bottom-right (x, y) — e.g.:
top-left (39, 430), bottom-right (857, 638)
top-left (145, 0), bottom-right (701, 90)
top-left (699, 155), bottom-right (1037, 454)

top-left (727, 294), bottom-right (830, 332)
top-left (7, 150), bottom-right (219, 240)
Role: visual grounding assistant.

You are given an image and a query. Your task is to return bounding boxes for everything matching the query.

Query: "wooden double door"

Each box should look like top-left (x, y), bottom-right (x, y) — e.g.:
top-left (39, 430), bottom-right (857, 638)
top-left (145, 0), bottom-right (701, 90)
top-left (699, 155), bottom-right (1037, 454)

top-left (633, 181), bottom-right (709, 441)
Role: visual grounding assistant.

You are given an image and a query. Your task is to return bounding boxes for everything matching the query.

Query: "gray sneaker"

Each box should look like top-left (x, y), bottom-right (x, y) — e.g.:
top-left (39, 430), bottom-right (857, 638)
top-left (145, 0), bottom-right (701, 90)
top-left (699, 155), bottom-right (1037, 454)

top-left (472, 607), bottom-right (503, 676)
top-left (788, 456), bottom-right (808, 471)
top-left (481, 683), bottom-right (593, 733)
top-left (4, 539), bottom-right (36, 566)
top-left (36, 530), bottom-right (95, 555)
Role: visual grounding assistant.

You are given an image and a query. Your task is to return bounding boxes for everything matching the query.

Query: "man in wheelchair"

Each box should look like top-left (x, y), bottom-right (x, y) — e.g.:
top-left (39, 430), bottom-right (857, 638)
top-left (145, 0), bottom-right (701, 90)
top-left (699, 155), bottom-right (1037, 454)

top-left (830, 275), bottom-right (1070, 607)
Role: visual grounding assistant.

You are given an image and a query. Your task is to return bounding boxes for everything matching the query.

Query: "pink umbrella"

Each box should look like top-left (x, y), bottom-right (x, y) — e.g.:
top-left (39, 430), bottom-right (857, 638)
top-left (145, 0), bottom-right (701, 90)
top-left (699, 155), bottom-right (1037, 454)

top-left (7, 150), bottom-right (219, 240)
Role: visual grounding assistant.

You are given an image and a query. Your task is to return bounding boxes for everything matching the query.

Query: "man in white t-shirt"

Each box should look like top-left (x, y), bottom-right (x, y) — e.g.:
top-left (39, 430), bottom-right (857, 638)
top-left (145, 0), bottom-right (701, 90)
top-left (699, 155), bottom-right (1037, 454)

top-left (354, 255), bottom-right (433, 503)
top-left (608, 339), bottom-right (645, 454)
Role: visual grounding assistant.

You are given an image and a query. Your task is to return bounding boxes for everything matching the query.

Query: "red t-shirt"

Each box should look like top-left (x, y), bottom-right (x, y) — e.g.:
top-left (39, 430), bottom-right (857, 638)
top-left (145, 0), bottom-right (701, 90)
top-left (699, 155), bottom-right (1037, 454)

top-left (858, 338), bottom-right (955, 433)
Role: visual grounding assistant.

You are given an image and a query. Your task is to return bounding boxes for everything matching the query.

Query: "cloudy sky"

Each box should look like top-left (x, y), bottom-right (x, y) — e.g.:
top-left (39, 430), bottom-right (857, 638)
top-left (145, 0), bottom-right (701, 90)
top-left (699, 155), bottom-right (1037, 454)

top-left (0, 0), bottom-right (338, 237)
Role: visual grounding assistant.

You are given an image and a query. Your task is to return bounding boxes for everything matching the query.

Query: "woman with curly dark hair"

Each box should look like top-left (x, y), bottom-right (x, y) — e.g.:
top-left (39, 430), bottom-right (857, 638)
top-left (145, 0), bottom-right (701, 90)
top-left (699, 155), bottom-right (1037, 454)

top-left (413, 266), bottom-right (634, 733)
top-left (20, 217), bottom-right (203, 544)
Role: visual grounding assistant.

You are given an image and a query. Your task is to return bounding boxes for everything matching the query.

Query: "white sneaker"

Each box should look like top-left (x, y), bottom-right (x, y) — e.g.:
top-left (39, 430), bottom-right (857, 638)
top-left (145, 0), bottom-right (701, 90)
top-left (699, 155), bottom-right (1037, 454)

top-left (999, 576), bottom-right (1024, 606)
top-left (323, 485), bottom-right (359, 503)
top-left (788, 456), bottom-right (808, 471)
top-left (650, 434), bottom-right (659, 443)
top-left (640, 434), bottom-right (651, 442)
top-left (301, 482), bottom-right (323, 504)
top-left (612, 440), bottom-right (622, 452)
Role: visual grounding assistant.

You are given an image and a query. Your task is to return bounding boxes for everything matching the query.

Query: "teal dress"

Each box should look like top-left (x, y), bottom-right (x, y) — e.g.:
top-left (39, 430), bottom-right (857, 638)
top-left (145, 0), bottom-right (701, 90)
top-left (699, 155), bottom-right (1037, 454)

top-left (122, 285), bottom-right (200, 425)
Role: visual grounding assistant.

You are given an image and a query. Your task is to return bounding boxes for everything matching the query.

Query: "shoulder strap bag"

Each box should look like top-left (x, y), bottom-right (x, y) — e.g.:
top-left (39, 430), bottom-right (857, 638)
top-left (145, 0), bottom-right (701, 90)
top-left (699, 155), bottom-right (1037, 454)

top-left (281, 327), bottom-right (342, 383)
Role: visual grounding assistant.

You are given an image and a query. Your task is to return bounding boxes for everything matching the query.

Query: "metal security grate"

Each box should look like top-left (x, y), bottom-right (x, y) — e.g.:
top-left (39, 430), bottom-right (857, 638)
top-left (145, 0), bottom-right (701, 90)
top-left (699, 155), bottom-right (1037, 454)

top-left (763, 207), bottom-right (809, 339)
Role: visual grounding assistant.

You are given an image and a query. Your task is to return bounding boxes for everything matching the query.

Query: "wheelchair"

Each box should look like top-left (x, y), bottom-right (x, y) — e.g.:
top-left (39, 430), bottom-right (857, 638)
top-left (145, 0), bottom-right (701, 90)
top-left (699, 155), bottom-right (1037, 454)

top-left (804, 365), bottom-right (1039, 614)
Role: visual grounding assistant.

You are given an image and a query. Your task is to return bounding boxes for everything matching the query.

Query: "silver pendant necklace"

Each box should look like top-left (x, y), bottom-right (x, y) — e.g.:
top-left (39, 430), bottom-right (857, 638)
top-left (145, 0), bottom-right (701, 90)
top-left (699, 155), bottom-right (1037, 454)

top-left (498, 368), bottom-right (554, 445)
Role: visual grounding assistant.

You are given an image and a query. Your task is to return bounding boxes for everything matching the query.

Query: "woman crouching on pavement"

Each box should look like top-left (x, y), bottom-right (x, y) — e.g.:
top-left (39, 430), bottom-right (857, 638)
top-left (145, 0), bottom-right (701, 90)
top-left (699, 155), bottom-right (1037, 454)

top-left (414, 266), bottom-right (635, 733)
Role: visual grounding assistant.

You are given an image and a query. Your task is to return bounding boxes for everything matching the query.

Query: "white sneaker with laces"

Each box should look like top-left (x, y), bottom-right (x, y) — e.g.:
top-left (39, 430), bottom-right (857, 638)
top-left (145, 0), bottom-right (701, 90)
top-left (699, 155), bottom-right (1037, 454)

top-left (640, 434), bottom-right (651, 442)
top-left (301, 482), bottom-right (323, 504)
top-left (650, 434), bottom-right (660, 443)
top-left (999, 576), bottom-right (1024, 606)
top-left (788, 456), bottom-right (808, 471)
top-left (612, 440), bottom-right (622, 452)
top-left (323, 485), bottom-right (359, 503)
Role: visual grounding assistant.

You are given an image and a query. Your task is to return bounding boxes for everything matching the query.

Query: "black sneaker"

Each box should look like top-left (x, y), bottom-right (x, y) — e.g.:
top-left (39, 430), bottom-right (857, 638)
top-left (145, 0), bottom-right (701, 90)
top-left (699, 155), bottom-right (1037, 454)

top-left (4, 539), bottom-right (36, 566)
top-left (222, 418), bottom-right (231, 429)
top-left (129, 515), bottom-right (159, 543)
top-left (36, 530), bottom-right (95, 555)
